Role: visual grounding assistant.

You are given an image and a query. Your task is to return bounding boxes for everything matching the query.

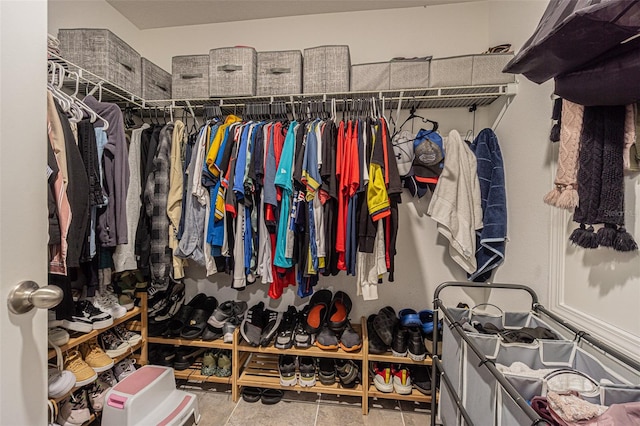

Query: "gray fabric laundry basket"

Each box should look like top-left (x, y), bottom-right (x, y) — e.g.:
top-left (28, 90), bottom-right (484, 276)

top-left (440, 306), bottom-right (640, 426)
top-left (209, 47), bottom-right (257, 97)
top-left (172, 55), bottom-right (209, 99)
top-left (256, 50), bottom-right (303, 96)
top-left (303, 45), bottom-right (350, 93)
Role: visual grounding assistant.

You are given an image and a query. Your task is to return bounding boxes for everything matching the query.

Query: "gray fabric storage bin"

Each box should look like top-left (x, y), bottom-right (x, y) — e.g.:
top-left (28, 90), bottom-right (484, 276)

top-left (141, 58), bottom-right (171, 100)
top-left (390, 58), bottom-right (431, 89)
top-left (58, 28), bottom-right (141, 96)
top-left (303, 45), bottom-right (350, 93)
top-left (430, 54), bottom-right (516, 87)
top-left (351, 62), bottom-right (390, 91)
top-left (209, 47), bottom-right (257, 97)
top-left (471, 53), bottom-right (515, 85)
top-left (430, 55), bottom-right (474, 87)
top-left (172, 55), bottom-right (209, 99)
top-left (257, 50), bottom-right (302, 95)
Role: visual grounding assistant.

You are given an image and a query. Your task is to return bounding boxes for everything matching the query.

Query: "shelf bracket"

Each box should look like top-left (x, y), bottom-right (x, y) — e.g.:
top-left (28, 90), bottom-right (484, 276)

top-left (491, 95), bottom-right (513, 131)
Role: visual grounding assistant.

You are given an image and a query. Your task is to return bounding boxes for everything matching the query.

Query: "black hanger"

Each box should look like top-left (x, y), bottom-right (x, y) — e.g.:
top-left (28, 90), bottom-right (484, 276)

top-left (396, 105), bottom-right (438, 134)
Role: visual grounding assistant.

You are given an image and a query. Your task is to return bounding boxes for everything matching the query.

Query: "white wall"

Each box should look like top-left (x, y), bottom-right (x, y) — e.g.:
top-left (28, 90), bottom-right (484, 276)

top-left (47, 0), bottom-right (557, 320)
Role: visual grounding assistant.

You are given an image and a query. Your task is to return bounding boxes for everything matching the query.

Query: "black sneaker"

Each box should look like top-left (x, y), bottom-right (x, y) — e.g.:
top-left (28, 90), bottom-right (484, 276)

top-left (318, 358), bottom-right (336, 385)
top-left (336, 359), bottom-right (359, 389)
top-left (278, 355), bottom-right (297, 387)
top-left (240, 302), bottom-right (266, 346)
top-left (173, 346), bottom-right (206, 371)
top-left (63, 300), bottom-right (113, 332)
top-left (274, 306), bottom-right (297, 350)
top-left (410, 365), bottom-right (432, 395)
top-left (293, 306), bottom-right (313, 348)
top-left (259, 309), bottom-right (283, 347)
top-left (298, 356), bottom-right (316, 387)
top-left (407, 327), bottom-right (427, 361)
top-left (153, 281), bottom-right (185, 322)
top-left (391, 326), bottom-right (409, 357)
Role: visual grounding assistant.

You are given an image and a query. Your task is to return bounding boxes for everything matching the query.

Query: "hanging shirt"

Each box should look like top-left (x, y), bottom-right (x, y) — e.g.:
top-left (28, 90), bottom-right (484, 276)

top-left (274, 121), bottom-right (298, 268)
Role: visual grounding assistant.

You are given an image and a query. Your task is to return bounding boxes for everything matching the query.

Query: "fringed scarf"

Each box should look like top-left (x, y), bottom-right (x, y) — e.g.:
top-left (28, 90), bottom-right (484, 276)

top-left (569, 105), bottom-right (637, 252)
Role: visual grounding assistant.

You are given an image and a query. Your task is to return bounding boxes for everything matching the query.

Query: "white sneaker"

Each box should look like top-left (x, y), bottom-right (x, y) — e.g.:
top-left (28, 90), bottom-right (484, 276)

top-left (48, 366), bottom-right (75, 399)
top-left (98, 330), bottom-right (130, 358)
top-left (112, 324), bottom-right (142, 346)
top-left (114, 358), bottom-right (137, 381)
top-left (48, 327), bottom-right (70, 348)
top-left (86, 378), bottom-right (111, 412)
top-left (94, 293), bottom-right (127, 320)
top-left (48, 309), bottom-right (63, 328)
top-left (57, 390), bottom-right (91, 426)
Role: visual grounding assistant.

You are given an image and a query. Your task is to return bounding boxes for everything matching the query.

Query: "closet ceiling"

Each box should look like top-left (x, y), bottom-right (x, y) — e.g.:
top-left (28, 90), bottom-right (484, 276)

top-left (106, 0), bottom-right (478, 29)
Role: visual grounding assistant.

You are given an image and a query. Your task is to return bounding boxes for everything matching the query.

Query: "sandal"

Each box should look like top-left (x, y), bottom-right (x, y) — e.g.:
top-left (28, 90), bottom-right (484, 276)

top-left (304, 289), bottom-right (332, 334)
top-left (260, 388), bottom-right (284, 405)
top-left (164, 293), bottom-right (207, 338)
top-left (372, 307), bottom-right (398, 346)
top-left (241, 387), bottom-right (262, 403)
top-left (327, 291), bottom-right (352, 332)
top-left (399, 308), bottom-right (422, 328)
top-left (180, 296), bottom-right (219, 339)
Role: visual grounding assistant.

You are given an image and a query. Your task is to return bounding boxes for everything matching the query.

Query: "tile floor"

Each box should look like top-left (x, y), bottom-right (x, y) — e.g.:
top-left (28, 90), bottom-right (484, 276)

top-left (178, 382), bottom-right (432, 426)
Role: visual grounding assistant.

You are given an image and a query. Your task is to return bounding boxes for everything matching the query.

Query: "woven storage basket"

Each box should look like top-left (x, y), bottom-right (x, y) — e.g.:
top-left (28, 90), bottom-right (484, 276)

top-left (257, 50), bottom-right (302, 96)
top-left (303, 45), bottom-right (350, 93)
top-left (141, 58), bottom-right (171, 100)
top-left (390, 58), bottom-right (431, 89)
top-left (430, 53), bottom-right (516, 87)
top-left (351, 62), bottom-right (390, 91)
top-left (58, 28), bottom-right (141, 96)
top-left (172, 55), bottom-right (209, 99)
top-left (209, 47), bottom-right (257, 97)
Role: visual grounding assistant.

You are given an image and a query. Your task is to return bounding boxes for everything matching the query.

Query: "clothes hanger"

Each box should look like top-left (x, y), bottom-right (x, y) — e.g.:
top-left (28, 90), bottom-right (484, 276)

top-left (68, 70), bottom-right (111, 129)
top-left (396, 104), bottom-right (439, 134)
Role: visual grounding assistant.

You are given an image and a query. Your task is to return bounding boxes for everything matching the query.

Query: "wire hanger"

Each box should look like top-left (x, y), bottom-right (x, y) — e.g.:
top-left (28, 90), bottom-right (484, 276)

top-left (396, 104), bottom-right (439, 134)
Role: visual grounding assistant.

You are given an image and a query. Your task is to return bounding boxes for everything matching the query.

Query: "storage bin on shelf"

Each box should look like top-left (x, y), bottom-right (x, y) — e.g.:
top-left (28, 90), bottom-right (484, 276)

top-left (58, 28), bottom-right (142, 96)
top-left (172, 55), bottom-right (210, 99)
top-left (256, 50), bottom-right (303, 95)
top-left (429, 53), bottom-right (515, 87)
top-left (351, 57), bottom-right (431, 91)
top-left (141, 58), bottom-right (171, 100)
top-left (303, 45), bottom-right (350, 93)
top-left (209, 46), bottom-right (257, 97)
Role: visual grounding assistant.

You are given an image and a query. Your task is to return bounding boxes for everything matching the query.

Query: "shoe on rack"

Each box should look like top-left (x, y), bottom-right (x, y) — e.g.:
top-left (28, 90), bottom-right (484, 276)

top-left (407, 327), bottom-right (427, 361)
top-left (392, 365), bottom-right (412, 395)
top-left (223, 316), bottom-right (241, 343)
top-left (259, 309), bottom-right (283, 347)
top-left (260, 388), bottom-right (284, 405)
top-left (48, 309), bottom-right (63, 328)
top-left (86, 377), bottom-right (111, 412)
top-left (153, 281), bottom-right (186, 322)
top-left (201, 324), bottom-right (224, 341)
top-left (118, 290), bottom-right (135, 311)
top-left (316, 325), bottom-right (339, 350)
top-left (80, 337), bottom-right (114, 373)
top-left (113, 358), bottom-right (137, 381)
top-left (181, 295), bottom-right (218, 340)
top-left (339, 322), bottom-right (362, 352)
top-left (93, 291), bottom-right (127, 320)
top-left (48, 366), bottom-right (76, 399)
top-left (304, 289), bottom-right (333, 334)
top-left (57, 389), bottom-right (91, 426)
top-left (48, 327), bottom-right (70, 348)
top-left (410, 365), bottom-right (432, 396)
top-left (164, 293), bottom-right (207, 338)
top-left (293, 306), bottom-right (313, 348)
top-left (371, 362), bottom-right (393, 393)
top-left (278, 355), bottom-right (297, 386)
top-left (298, 356), bottom-right (316, 387)
top-left (112, 324), bottom-right (142, 346)
top-left (98, 369), bottom-right (118, 388)
top-left (148, 345), bottom-right (177, 367)
top-left (201, 350), bottom-right (218, 376)
top-left (318, 358), bottom-right (336, 386)
top-left (207, 300), bottom-right (248, 328)
top-left (327, 291), bottom-right (352, 332)
top-left (336, 359), bottom-right (359, 389)
top-left (148, 318), bottom-right (171, 337)
top-left (82, 299), bottom-right (114, 330)
top-left (274, 306), bottom-right (297, 350)
top-left (99, 330), bottom-right (130, 358)
top-left (372, 306), bottom-right (398, 347)
top-left (391, 325), bottom-right (409, 357)
top-left (215, 350), bottom-right (232, 377)
top-left (63, 350), bottom-right (97, 387)
top-left (367, 315), bottom-right (388, 355)
top-left (173, 347), bottom-right (206, 371)
top-left (240, 302), bottom-right (266, 346)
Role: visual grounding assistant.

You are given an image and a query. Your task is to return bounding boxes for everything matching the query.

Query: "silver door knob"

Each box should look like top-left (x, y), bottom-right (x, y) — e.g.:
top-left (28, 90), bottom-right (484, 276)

top-left (7, 280), bottom-right (63, 315)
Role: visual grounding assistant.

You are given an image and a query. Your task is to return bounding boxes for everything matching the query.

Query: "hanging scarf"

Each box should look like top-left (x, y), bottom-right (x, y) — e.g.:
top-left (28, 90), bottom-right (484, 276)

top-left (569, 105), bottom-right (637, 252)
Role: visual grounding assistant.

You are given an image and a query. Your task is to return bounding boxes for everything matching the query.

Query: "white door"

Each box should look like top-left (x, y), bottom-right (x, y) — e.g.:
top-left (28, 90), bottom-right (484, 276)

top-left (0, 1), bottom-right (48, 424)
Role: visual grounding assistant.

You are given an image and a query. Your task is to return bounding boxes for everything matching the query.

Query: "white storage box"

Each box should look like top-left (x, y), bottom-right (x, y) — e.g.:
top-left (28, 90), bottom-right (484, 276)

top-left (172, 55), bottom-right (209, 99)
top-left (102, 365), bottom-right (200, 426)
top-left (209, 46), bottom-right (257, 97)
top-left (351, 62), bottom-right (390, 91)
top-left (303, 45), bottom-right (350, 93)
top-left (58, 28), bottom-right (142, 96)
top-left (257, 50), bottom-right (303, 95)
top-left (141, 58), bottom-right (171, 100)
top-left (430, 53), bottom-right (515, 87)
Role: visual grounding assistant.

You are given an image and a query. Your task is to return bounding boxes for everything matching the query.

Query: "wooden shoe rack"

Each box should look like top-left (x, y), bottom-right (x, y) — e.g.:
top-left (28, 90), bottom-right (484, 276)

top-left (166, 315), bottom-right (434, 414)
